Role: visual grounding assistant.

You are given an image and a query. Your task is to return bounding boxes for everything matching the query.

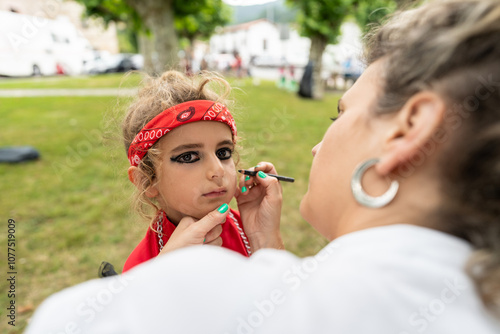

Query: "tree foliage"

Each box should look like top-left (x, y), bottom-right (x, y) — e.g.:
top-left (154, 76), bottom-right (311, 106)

top-left (76, 0), bottom-right (142, 30)
top-left (352, 0), bottom-right (397, 34)
top-left (76, 0), bottom-right (230, 71)
top-left (175, 0), bottom-right (232, 43)
top-left (288, 0), bottom-right (354, 44)
top-left (352, 0), bottom-right (420, 34)
top-left (287, 0), bottom-right (355, 99)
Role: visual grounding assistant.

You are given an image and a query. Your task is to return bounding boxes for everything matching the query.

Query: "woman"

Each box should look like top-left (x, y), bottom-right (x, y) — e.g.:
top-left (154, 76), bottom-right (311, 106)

top-left (26, 1), bottom-right (500, 333)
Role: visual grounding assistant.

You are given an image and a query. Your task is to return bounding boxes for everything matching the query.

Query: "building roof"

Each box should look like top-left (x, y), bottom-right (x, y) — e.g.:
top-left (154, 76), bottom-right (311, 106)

top-left (223, 18), bottom-right (275, 33)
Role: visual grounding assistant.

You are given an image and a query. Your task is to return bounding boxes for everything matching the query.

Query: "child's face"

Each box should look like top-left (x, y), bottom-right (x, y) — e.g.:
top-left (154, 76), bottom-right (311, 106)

top-left (153, 121), bottom-right (237, 223)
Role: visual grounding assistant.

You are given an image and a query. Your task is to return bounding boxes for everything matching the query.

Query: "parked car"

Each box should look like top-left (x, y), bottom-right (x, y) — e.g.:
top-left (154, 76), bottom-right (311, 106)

top-left (83, 50), bottom-right (110, 74)
top-left (104, 53), bottom-right (143, 73)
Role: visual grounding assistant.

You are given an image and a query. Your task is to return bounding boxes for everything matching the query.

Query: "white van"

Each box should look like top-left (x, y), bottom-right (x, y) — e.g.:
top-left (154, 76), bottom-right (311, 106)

top-left (49, 16), bottom-right (93, 75)
top-left (0, 11), bottom-right (92, 77)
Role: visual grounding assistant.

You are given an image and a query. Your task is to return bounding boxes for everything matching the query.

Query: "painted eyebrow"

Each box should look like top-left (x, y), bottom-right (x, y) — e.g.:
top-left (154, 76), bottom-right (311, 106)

top-left (170, 140), bottom-right (233, 154)
top-left (217, 139), bottom-right (234, 148)
top-left (170, 143), bottom-right (203, 154)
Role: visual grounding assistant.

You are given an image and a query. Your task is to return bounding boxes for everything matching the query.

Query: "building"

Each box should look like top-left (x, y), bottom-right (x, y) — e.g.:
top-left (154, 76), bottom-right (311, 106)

top-left (208, 18), bottom-right (363, 77)
top-left (209, 18), bottom-right (309, 67)
top-left (0, 0), bottom-right (118, 53)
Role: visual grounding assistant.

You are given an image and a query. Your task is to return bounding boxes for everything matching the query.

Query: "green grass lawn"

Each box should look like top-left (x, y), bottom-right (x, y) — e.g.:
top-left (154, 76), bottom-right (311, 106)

top-left (0, 75), bottom-right (340, 332)
top-left (0, 73), bottom-right (142, 89)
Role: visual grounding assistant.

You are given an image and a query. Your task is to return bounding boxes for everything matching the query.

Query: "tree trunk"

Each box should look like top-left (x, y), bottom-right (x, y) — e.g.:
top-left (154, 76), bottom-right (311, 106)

top-left (308, 35), bottom-right (327, 100)
top-left (138, 33), bottom-right (155, 75)
top-left (148, 8), bottom-right (179, 72)
top-left (128, 0), bottom-right (179, 74)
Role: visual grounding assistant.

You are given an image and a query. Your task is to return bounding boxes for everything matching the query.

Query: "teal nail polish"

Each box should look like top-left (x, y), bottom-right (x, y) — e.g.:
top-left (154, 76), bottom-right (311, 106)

top-left (203, 238), bottom-right (206, 243)
top-left (242, 186), bottom-right (247, 193)
top-left (217, 203), bottom-right (229, 213)
top-left (245, 175), bottom-right (250, 181)
top-left (258, 171), bottom-right (267, 178)
top-left (255, 164), bottom-right (261, 168)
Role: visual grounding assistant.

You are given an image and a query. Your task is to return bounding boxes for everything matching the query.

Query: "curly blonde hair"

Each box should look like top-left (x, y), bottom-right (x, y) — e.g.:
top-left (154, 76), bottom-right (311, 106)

top-left (122, 70), bottom-right (234, 224)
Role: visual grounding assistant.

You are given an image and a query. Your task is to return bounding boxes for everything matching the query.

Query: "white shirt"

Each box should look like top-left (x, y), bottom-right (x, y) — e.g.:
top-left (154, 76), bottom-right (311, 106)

top-left (26, 225), bottom-right (500, 333)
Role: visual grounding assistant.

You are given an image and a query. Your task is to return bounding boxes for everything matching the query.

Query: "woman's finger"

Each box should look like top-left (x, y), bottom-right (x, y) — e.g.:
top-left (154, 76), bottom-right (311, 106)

top-left (251, 169), bottom-right (282, 203)
top-left (239, 162), bottom-right (279, 196)
top-left (194, 204), bottom-right (229, 234)
top-left (204, 224), bottom-right (223, 243)
top-left (254, 162), bottom-right (278, 175)
top-left (204, 236), bottom-right (223, 247)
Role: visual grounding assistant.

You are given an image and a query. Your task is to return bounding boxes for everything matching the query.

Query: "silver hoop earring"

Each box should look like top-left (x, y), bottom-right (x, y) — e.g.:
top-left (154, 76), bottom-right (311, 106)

top-left (351, 158), bottom-right (399, 208)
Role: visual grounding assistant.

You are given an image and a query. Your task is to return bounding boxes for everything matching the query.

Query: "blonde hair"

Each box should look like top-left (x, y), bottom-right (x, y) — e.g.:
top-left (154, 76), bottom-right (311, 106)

top-left (365, 0), bottom-right (500, 316)
top-left (122, 70), bottom-right (233, 223)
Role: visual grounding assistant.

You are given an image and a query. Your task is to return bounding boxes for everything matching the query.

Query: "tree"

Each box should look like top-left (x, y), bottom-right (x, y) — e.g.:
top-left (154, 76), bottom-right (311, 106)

top-left (175, 0), bottom-right (232, 47)
top-left (175, 0), bottom-right (231, 73)
top-left (352, 0), bottom-right (418, 35)
top-left (76, 0), bottom-right (155, 71)
top-left (77, 0), bottom-right (230, 74)
top-left (352, 0), bottom-right (397, 35)
top-left (126, 0), bottom-right (178, 72)
top-left (288, 0), bottom-right (354, 99)
top-left (128, 0), bottom-right (230, 72)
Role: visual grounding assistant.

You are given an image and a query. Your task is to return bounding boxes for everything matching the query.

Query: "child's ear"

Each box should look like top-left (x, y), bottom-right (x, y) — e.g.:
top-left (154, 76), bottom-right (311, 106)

top-left (127, 166), bottom-right (138, 185)
top-left (127, 166), bottom-right (159, 198)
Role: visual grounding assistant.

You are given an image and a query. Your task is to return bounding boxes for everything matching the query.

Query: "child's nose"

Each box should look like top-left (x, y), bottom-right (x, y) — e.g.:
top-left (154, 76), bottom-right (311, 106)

top-left (206, 156), bottom-right (225, 180)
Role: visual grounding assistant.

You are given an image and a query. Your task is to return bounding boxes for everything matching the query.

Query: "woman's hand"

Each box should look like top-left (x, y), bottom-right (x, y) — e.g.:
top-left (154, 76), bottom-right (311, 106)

top-left (235, 162), bottom-right (284, 252)
top-left (159, 205), bottom-right (229, 255)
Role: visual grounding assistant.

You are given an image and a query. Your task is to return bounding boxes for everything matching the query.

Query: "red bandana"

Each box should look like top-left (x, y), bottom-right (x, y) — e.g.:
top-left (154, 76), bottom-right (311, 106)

top-left (128, 100), bottom-right (237, 166)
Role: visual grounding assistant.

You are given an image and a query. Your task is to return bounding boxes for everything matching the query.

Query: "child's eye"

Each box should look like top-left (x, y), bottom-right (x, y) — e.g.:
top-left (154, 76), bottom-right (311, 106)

top-left (216, 148), bottom-right (233, 160)
top-left (170, 152), bottom-right (200, 164)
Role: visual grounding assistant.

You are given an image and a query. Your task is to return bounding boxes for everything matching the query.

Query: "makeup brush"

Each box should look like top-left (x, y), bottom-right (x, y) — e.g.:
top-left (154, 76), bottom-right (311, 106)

top-left (238, 169), bottom-right (295, 183)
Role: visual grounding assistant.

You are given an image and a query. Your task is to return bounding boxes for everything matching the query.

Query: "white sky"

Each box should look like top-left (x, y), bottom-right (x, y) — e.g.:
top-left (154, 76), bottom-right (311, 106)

top-left (222, 0), bottom-right (278, 6)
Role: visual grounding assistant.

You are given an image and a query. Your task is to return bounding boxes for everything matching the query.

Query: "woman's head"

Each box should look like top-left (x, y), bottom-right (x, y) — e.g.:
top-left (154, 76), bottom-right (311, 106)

top-left (122, 71), bottom-right (237, 223)
top-left (301, 0), bottom-right (500, 313)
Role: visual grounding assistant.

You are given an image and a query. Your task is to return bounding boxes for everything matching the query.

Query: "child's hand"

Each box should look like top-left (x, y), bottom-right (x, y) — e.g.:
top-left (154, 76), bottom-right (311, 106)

top-left (235, 162), bottom-right (284, 252)
top-left (159, 205), bottom-right (229, 255)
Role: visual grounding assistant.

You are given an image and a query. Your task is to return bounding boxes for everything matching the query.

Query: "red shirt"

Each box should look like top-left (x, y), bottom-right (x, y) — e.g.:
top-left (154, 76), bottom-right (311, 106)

top-left (123, 209), bottom-right (250, 273)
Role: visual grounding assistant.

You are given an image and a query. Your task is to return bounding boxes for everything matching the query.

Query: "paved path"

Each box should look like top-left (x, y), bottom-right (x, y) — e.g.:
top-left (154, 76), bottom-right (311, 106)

top-left (0, 88), bottom-right (138, 97)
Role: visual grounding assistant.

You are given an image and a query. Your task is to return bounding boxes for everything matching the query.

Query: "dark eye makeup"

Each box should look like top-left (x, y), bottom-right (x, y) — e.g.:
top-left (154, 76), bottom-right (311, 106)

top-left (170, 147), bottom-right (233, 164)
top-left (216, 148), bottom-right (233, 160)
top-left (170, 151), bottom-right (200, 164)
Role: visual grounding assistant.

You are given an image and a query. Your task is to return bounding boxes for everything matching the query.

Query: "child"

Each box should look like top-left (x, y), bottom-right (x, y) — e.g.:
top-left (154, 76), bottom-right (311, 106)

top-left (122, 71), bottom-right (251, 273)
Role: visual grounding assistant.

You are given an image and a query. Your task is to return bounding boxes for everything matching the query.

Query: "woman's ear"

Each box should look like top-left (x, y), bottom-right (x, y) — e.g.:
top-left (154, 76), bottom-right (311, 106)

top-left (127, 166), bottom-right (159, 198)
top-left (376, 91), bottom-right (447, 176)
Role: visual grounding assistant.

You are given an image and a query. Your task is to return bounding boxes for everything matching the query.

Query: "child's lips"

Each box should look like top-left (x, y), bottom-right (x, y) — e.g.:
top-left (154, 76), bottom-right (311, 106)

top-left (203, 188), bottom-right (227, 198)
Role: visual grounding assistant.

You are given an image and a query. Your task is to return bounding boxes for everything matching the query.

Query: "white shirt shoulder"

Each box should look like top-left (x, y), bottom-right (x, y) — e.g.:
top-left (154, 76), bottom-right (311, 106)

top-left (26, 225), bottom-right (500, 334)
